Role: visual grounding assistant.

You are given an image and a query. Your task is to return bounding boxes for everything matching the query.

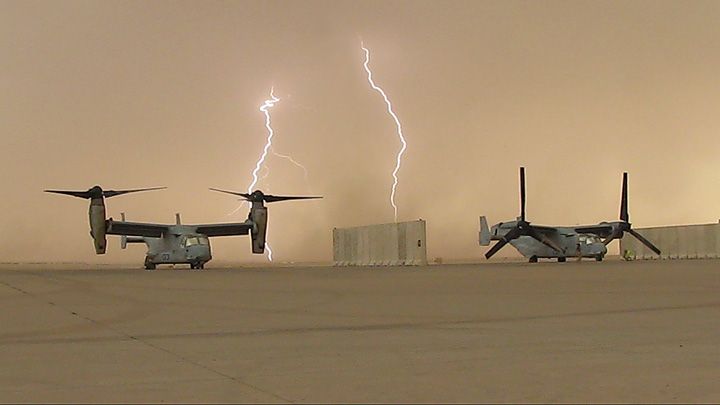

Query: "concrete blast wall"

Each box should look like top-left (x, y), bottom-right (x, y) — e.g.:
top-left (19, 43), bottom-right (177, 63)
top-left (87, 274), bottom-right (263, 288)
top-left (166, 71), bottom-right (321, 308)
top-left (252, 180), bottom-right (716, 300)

top-left (333, 220), bottom-right (427, 266)
top-left (620, 223), bottom-right (720, 260)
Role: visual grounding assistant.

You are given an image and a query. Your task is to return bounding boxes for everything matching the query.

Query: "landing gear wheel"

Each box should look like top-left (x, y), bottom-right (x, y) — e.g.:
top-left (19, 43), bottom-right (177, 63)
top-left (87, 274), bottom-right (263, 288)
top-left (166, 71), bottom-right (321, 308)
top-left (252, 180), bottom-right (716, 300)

top-left (595, 255), bottom-right (604, 262)
top-left (529, 256), bottom-right (538, 263)
top-left (558, 257), bottom-right (567, 263)
top-left (190, 262), bottom-right (204, 270)
top-left (144, 257), bottom-right (156, 270)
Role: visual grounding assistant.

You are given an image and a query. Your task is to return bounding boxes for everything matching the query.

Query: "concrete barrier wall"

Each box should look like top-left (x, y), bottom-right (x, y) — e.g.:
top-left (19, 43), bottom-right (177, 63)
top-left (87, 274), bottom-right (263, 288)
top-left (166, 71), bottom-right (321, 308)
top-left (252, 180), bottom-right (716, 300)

top-left (620, 223), bottom-right (720, 260)
top-left (333, 220), bottom-right (427, 266)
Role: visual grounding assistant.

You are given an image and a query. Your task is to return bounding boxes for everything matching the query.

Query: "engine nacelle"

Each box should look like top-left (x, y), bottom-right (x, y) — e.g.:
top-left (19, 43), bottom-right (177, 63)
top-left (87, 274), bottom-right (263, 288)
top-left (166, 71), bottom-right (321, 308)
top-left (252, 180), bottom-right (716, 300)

top-left (89, 199), bottom-right (107, 254)
top-left (45, 185), bottom-right (166, 256)
top-left (250, 206), bottom-right (268, 254)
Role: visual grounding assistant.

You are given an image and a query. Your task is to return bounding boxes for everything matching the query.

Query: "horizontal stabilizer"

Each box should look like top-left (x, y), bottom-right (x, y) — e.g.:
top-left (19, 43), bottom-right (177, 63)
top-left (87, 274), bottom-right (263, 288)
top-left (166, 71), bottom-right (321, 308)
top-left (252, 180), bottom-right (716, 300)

top-left (121, 236), bottom-right (145, 249)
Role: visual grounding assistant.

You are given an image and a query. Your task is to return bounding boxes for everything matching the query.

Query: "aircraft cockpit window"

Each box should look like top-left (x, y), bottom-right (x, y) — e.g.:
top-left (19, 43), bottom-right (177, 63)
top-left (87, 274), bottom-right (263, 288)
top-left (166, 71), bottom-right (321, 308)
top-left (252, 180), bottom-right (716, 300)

top-left (185, 237), bottom-right (200, 247)
top-left (199, 237), bottom-right (209, 245)
top-left (580, 235), bottom-right (600, 245)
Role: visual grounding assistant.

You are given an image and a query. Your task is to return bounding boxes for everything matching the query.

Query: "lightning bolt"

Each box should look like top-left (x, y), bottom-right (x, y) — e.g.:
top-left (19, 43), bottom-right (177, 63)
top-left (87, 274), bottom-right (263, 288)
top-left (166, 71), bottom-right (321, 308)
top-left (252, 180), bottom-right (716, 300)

top-left (247, 88), bottom-right (280, 194)
top-left (229, 87), bottom-right (310, 262)
top-left (237, 88), bottom-right (311, 262)
top-left (272, 148), bottom-right (310, 186)
top-left (245, 88), bottom-right (281, 262)
top-left (361, 42), bottom-right (407, 222)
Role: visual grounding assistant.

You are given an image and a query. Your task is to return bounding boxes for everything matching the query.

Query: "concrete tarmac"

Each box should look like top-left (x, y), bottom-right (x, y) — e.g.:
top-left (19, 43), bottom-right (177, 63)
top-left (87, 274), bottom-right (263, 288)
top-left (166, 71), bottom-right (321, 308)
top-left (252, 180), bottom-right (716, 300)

top-left (1, 259), bottom-right (719, 403)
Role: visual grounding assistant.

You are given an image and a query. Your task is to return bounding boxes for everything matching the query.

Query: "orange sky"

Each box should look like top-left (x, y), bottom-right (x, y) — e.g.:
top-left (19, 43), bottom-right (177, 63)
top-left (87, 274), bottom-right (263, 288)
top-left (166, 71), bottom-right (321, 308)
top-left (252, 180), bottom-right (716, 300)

top-left (1, 0), bottom-right (719, 264)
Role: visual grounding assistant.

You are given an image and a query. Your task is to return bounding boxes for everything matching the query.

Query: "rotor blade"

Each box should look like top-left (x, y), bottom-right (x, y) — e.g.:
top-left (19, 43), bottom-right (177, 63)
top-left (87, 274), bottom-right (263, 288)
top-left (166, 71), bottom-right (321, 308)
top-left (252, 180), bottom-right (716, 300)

top-left (528, 227), bottom-right (563, 253)
top-left (620, 172), bottom-right (629, 222)
top-left (209, 188), bottom-right (250, 199)
top-left (263, 195), bottom-right (323, 203)
top-left (519, 167), bottom-right (526, 222)
top-left (484, 227), bottom-right (521, 259)
top-left (484, 239), bottom-right (509, 259)
top-left (602, 235), bottom-right (616, 246)
top-left (628, 228), bottom-right (661, 255)
top-left (210, 188), bottom-right (321, 203)
top-left (44, 190), bottom-right (92, 199)
top-left (103, 187), bottom-right (166, 198)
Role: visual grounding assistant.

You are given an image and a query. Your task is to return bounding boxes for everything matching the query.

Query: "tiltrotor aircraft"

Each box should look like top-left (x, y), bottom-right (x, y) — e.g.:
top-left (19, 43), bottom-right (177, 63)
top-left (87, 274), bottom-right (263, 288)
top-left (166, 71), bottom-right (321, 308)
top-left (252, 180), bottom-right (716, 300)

top-left (479, 168), bottom-right (661, 262)
top-left (44, 186), bottom-right (321, 269)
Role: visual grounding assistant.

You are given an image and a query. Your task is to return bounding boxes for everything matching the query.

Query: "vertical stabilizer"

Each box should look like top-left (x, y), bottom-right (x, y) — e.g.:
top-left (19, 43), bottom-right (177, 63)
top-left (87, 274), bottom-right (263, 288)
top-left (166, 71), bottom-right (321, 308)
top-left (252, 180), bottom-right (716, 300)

top-left (479, 216), bottom-right (491, 246)
top-left (120, 213), bottom-right (127, 249)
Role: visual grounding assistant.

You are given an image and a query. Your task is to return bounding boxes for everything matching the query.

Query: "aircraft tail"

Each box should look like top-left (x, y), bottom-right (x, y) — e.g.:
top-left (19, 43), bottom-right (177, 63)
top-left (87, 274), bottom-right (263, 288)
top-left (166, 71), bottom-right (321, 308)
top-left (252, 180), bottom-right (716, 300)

top-left (121, 236), bottom-right (145, 249)
top-left (479, 216), bottom-right (491, 246)
top-left (119, 213), bottom-right (145, 249)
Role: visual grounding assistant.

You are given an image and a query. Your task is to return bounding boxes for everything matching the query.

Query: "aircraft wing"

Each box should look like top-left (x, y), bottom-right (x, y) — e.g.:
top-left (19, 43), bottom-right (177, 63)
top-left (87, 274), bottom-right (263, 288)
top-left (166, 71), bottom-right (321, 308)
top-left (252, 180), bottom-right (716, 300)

top-left (573, 224), bottom-right (614, 237)
top-left (531, 224), bottom-right (561, 235)
top-left (194, 222), bottom-right (253, 237)
top-left (106, 219), bottom-right (169, 237)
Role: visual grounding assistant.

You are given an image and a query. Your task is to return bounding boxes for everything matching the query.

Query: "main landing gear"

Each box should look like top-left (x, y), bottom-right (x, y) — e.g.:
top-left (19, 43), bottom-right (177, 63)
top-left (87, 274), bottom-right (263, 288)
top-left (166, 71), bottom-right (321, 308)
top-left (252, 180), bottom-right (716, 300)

top-left (144, 257), bottom-right (156, 270)
top-left (529, 256), bottom-right (568, 263)
top-left (529, 255), bottom-right (601, 263)
top-left (190, 261), bottom-right (205, 270)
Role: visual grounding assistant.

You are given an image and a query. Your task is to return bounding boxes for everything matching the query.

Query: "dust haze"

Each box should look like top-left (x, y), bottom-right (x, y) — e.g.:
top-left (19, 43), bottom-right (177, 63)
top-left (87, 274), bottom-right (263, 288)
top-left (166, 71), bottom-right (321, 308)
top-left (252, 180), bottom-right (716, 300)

top-left (1, 0), bottom-right (719, 264)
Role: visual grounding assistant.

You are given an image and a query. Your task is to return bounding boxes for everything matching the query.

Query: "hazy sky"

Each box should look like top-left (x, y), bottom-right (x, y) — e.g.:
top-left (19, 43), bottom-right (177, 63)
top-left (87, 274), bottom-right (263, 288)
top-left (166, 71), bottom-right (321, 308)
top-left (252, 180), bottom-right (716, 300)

top-left (2, 0), bottom-right (719, 264)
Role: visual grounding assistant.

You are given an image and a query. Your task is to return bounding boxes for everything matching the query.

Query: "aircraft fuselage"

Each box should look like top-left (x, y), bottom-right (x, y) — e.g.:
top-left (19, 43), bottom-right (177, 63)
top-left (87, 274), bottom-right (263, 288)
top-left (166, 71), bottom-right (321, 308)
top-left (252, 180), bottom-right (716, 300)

top-left (491, 221), bottom-right (607, 261)
top-left (124, 226), bottom-right (213, 269)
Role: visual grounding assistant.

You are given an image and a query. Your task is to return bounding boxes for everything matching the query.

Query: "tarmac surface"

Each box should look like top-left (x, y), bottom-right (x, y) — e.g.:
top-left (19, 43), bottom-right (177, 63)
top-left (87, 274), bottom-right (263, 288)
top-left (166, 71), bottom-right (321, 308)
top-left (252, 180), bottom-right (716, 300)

top-left (1, 259), bottom-right (719, 403)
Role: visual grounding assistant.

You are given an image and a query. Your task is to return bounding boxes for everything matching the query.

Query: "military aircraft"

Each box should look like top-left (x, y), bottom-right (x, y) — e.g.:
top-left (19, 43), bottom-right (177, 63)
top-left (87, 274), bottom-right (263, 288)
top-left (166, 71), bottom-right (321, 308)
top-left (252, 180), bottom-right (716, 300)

top-left (479, 168), bottom-right (661, 262)
top-left (44, 186), bottom-right (321, 269)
